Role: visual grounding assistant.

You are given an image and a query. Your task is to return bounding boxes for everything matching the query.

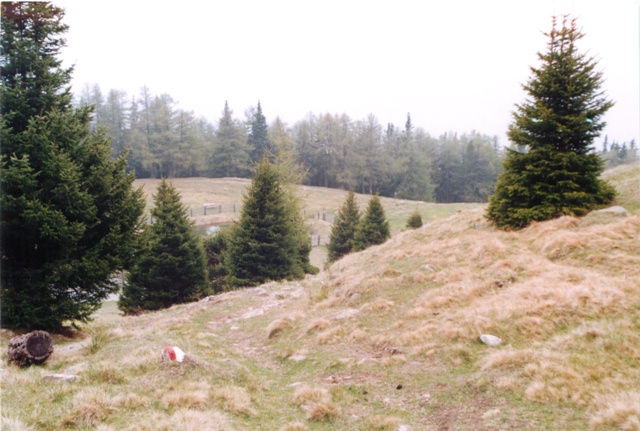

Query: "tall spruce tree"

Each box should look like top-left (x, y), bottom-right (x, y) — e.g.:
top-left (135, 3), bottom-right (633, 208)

top-left (0, 3), bottom-right (145, 330)
top-left (225, 158), bottom-right (313, 287)
top-left (248, 101), bottom-right (274, 164)
top-left (327, 190), bottom-right (361, 263)
top-left (119, 180), bottom-right (206, 313)
top-left (486, 16), bottom-right (615, 229)
top-left (353, 195), bottom-right (390, 251)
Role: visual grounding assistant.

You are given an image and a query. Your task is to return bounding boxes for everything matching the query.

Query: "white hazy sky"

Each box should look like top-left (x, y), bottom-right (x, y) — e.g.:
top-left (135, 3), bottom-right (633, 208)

top-left (58, 0), bottom-right (639, 147)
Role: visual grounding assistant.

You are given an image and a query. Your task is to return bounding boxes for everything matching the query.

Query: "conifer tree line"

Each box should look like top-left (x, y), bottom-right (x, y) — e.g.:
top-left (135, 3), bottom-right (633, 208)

top-left (77, 86), bottom-right (507, 203)
top-left (600, 136), bottom-right (638, 169)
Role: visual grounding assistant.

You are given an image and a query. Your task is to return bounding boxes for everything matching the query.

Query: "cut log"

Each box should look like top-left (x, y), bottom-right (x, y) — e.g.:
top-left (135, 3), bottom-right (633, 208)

top-left (8, 330), bottom-right (54, 366)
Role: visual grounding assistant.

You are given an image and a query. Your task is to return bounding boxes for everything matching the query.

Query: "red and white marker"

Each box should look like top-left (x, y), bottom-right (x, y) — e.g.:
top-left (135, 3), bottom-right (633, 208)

top-left (162, 346), bottom-right (185, 362)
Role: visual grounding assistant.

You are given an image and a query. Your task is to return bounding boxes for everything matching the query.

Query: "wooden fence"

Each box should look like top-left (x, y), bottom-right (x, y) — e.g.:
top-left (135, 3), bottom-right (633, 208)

top-left (147, 205), bottom-right (335, 247)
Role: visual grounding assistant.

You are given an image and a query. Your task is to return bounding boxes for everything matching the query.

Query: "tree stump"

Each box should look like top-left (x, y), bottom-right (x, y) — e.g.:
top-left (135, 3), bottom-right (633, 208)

top-left (8, 330), bottom-right (54, 366)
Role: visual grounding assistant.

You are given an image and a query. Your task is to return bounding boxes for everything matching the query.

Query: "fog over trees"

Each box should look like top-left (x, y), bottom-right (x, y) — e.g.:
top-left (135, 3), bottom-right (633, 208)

top-left (76, 86), bottom-right (510, 203)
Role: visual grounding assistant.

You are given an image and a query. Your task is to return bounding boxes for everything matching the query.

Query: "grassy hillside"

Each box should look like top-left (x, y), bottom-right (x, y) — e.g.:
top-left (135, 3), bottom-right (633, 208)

top-left (1, 170), bottom-right (638, 430)
top-left (132, 177), bottom-right (482, 267)
top-left (602, 161), bottom-right (640, 214)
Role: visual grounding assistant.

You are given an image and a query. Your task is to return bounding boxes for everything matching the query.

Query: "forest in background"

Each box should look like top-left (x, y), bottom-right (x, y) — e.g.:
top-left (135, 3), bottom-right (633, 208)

top-left (76, 84), bottom-right (637, 204)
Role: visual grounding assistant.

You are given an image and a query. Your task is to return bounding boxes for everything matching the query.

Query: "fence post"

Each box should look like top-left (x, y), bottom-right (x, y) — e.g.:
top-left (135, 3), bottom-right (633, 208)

top-left (219, 204), bottom-right (222, 214)
top-left (317, 235), bottom-right (320, 246)
top-left (204, 205), bottom-right (207, 216)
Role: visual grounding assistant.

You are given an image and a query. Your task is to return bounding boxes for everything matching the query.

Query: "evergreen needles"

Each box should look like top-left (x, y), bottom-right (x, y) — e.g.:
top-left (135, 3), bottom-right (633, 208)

top-left (0, 3), bottom-right (145, 329)
top-left (119, 180), bottom-right (207, 313)
top-left (487, 16), bottom-right (615, 229)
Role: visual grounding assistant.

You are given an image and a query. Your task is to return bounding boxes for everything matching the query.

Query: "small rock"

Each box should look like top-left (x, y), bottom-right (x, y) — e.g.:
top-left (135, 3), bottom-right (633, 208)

top-left (289, 354), bottom-right (306, 362)
top-left (482, 408), bottom-right (500, 419)
top-left (334, 308), bottom-right (360, 320)
top-left (480, 334), bottom-right (503, 346)
top-left (42, 373), bottom-right (80, 382)
top-left (62, 361), bottom-right (89, 375)
top-left (0, 328), bottom-right (15, 338)
top-left (594, 205), bottom-right (628, 217)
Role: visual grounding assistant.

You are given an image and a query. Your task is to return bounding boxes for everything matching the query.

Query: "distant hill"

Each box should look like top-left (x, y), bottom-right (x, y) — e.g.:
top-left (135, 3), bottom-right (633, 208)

top-left (602, 161), bottom-right (640, 213)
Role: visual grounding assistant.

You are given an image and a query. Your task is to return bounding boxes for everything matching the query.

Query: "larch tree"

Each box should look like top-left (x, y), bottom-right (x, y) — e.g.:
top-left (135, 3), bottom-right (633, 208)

top-left (486, 16), bottom-right (615, 229)
top-left (119, 179), bottom-right (207, 313)
top-left (0, 2), bottom-right (145, 330)
top-left (327, 190), bottom-right (361, 263)
top-left (209, 101), bottom-right (250, 178)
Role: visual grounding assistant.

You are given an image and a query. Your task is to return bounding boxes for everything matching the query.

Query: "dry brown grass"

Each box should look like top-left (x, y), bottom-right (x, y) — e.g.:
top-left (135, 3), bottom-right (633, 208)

top-left (590, 391), bottom-right (640, 430)
top-left (279, 422), bottom-right (309, 431)
top-left (0, 417), bottom-right (36, 431)
top-left (366, 415), bottom-right (402, 430)
top-left (160, 381), bottom-right (210, 409)
top-left (59, 388), bottom-right (123, 427)
top-left (210, 385), bottom-right (256, 416)
top-left (128, 409), bottom-right (234, 431)
top-left (304, 318), bottom-right (330, 334)
top-left (292, 385), bottom-right (341, 421)
top-left (266, 318), bottom-right (293, 339)
top-left (3, 177), bottom-right (638, 430)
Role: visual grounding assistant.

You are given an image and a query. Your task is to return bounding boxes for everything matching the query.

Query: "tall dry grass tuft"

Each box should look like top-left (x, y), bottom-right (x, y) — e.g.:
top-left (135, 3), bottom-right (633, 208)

top-left (266, 318), bottom-right (293, 339)
top-left (304, 318), bottom-right (330, 334)
top-left (590, 391), bottom-right (640, 430)
top-left (127, 408), bottom-right (234, 431)
top-left (210, 385), bottom-right (256, 416)
top-left (481, 348), bottom-right (534, 371)
top-left (0, 417), bottom-right (36, 431)
top-left (279, 422), bottom-right (309, 431)
top-left (59, 387), bottom-right (122, 427)
top-left (160, 381), bottom-right (210, 409)
top-left (292, 385), bottom-right (341, 421)
top-left (360, 298), bottom-right (395, 314)
top-left (366, 415), bottom-right (402, 430)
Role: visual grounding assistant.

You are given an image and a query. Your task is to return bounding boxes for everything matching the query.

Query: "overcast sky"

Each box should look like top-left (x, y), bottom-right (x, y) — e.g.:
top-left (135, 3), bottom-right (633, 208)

top-left (58, 0), bottom-right (639, 147)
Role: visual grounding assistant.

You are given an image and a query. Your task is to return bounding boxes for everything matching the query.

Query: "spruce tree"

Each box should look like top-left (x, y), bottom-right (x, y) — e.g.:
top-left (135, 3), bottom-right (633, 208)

top-left (353, 195), bottom-right (390, 251)
top-left (486, 16), bottom-right (615, 229)
top-left (225, 158), bottom-right (312, 287)
top-left (327, 190), bottom-right (361, 263)
top-left (1, 3), bottom-right (145, 330)
top-left (406, 210), bottom-right (423, 229)
top-left (248, 101), bottom-right (275, 164)
top-left (119, 180), bottom-right (206, 313)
